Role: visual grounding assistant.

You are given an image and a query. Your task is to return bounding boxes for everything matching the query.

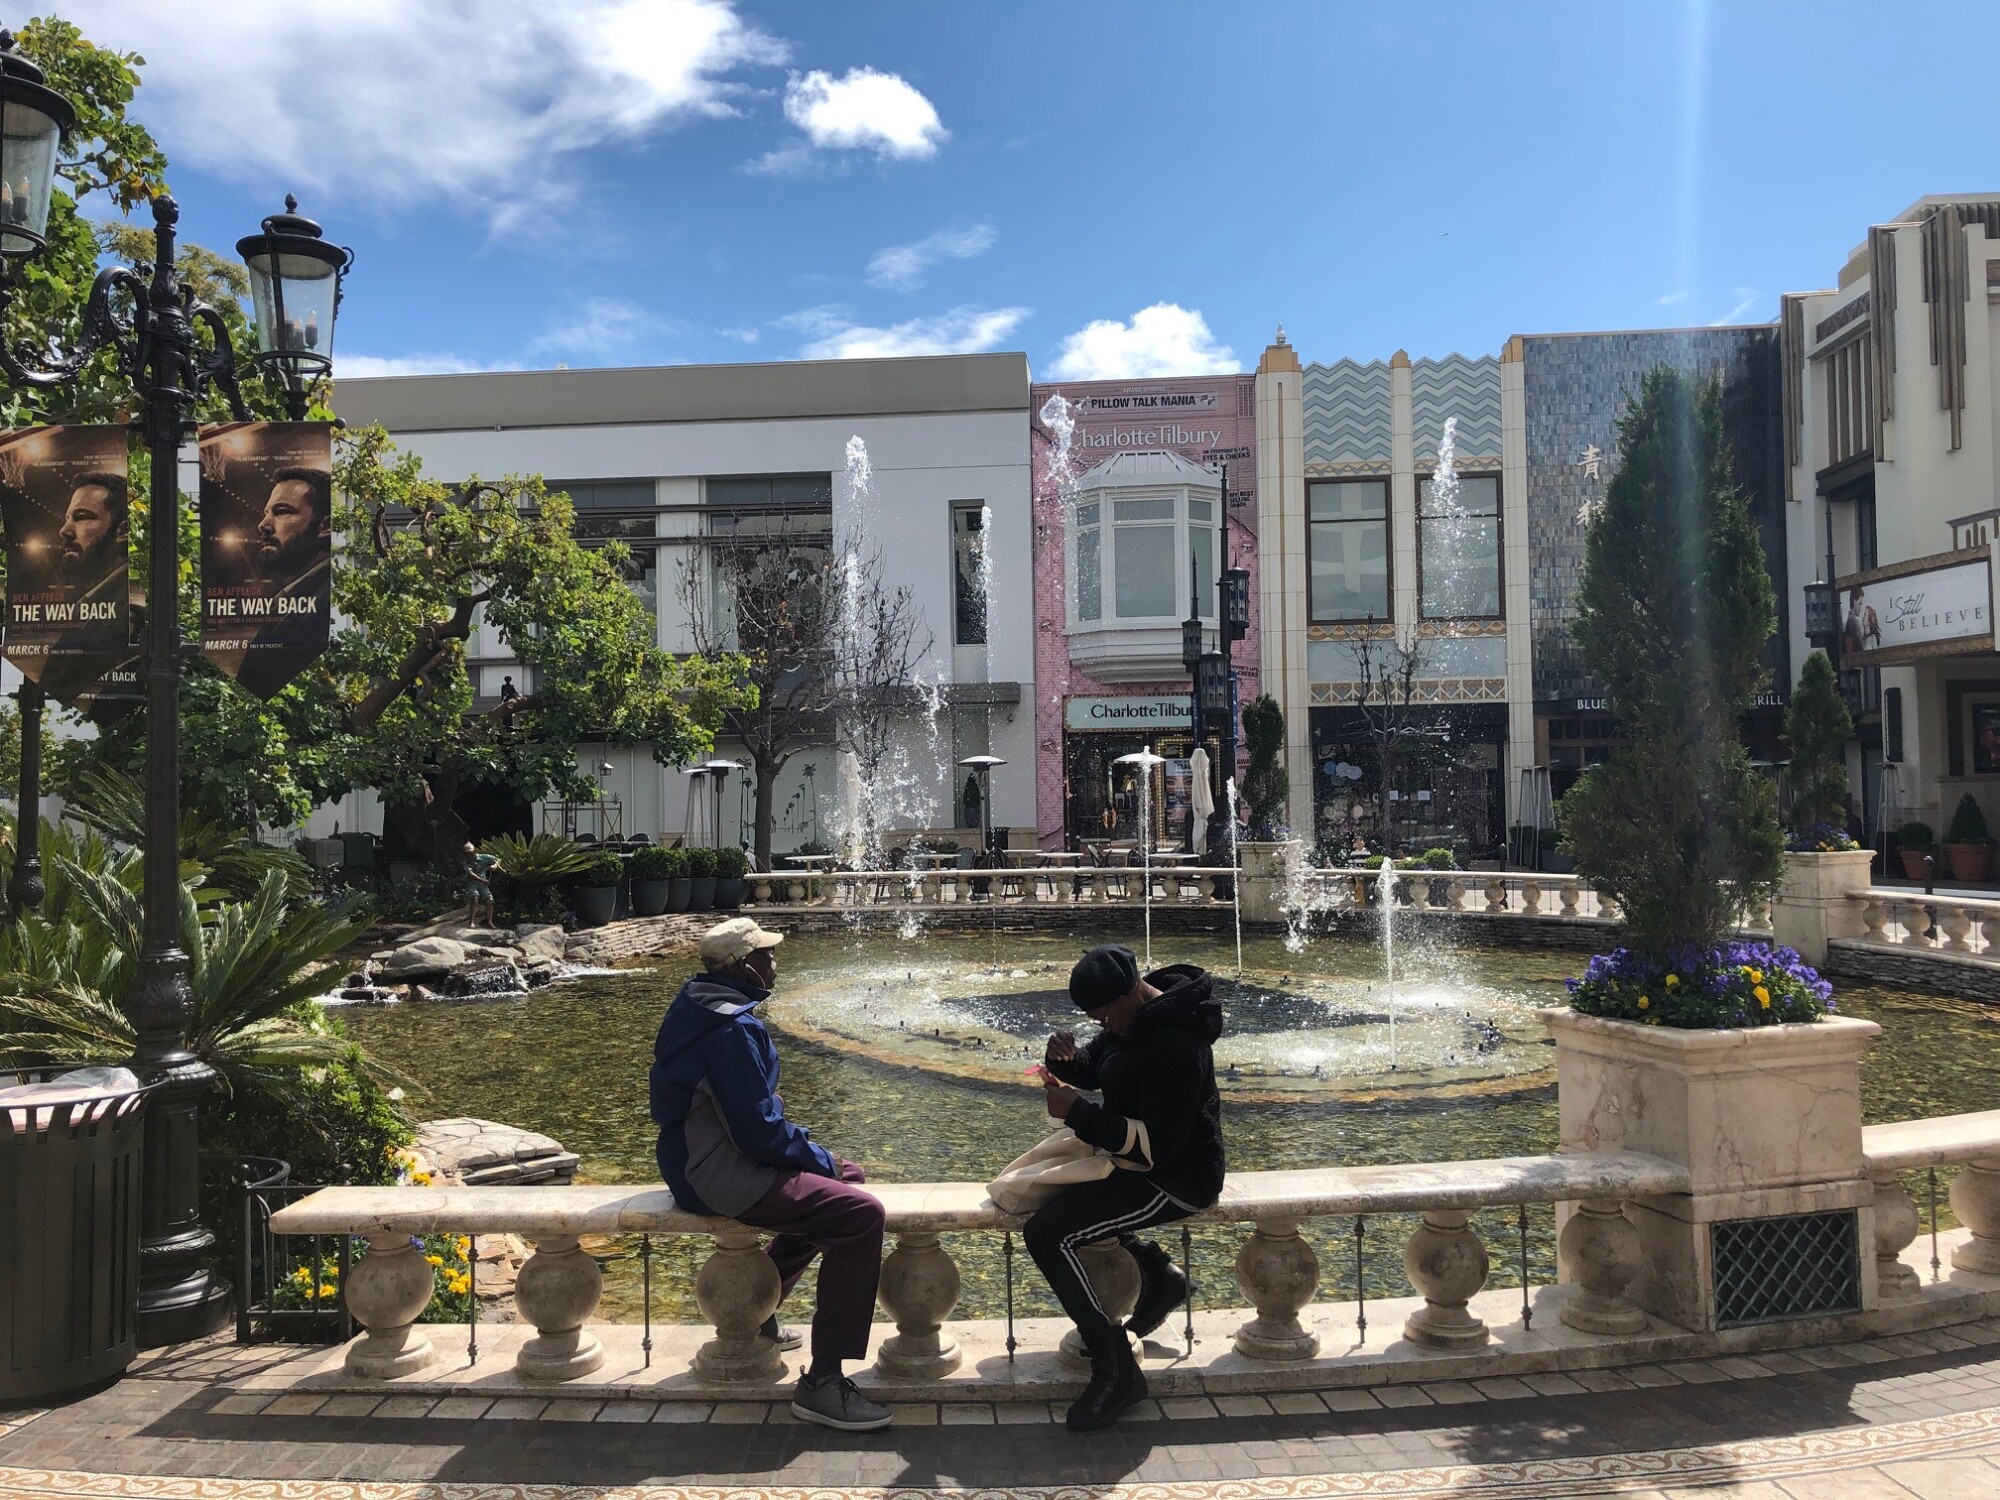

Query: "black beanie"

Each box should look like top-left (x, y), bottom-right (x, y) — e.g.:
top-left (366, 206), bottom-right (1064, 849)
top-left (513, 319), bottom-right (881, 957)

top-left (1069, 944), bottom-right (1140, 1011)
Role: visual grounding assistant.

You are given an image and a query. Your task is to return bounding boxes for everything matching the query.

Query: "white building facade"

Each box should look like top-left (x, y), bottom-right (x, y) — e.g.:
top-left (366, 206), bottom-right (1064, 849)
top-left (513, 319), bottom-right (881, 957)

top-left (323, 353), bottom-right (1034, 857)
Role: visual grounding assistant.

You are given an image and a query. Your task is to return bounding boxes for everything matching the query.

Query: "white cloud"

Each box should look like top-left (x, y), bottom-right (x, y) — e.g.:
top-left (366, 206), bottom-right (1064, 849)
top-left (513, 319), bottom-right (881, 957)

top-left (867, 223), bottom-right (997, 291)
top-left (1714, 287), bottom-right (1765, 325)
top-left (781, 303), bottom-right (1029, 360)
top-left (1657, 290), bottom-right (1694, 307)
top-left (718, 326), bottom-right (762, 344)
top-left (748, 67), bottom-right (946, 172)
top-left (58, 1), bottom-right (786, 226)
top-left (1048, 303), bottom-right (1238, 380)
top-left (336, 352), bottom-right (513, 379)
top-left (527, 297), bottom-right (672, 360)
top-left (785, 67), bottom-right (947, 158)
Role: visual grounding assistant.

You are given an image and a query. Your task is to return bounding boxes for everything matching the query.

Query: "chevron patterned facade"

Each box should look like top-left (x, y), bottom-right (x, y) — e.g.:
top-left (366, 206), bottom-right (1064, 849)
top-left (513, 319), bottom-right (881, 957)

top-left (1411, 353), bottom-right (1502, 459)
top-left (1303, 358), bottom-right (1392, 464)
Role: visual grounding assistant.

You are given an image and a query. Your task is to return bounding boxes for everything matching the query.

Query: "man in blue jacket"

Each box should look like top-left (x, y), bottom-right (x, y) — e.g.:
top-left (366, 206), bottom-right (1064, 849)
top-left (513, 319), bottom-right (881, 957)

top-left (651, 917), bottom-right (890, 1431)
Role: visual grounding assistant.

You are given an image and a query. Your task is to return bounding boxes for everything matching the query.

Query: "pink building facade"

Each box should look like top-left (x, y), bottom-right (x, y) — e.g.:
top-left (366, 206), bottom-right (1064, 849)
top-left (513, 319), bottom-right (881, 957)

top-left (1028, 374), bottom-right (1261, 850)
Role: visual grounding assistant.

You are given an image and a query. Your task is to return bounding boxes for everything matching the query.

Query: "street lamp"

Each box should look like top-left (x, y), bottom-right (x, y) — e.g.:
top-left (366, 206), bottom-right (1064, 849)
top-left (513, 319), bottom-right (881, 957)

top-left (1222, 566), bottom-right (1250, 643)
top-left (0, 30), bottom-right (348, 1345)
top-left (236, 195), bottom-right (352, 421)
top-left (704, 759), bottom-right (743, 851)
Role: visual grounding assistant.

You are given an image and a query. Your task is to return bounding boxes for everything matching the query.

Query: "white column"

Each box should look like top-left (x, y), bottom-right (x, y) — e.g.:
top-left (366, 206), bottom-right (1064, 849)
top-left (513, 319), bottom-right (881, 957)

top-left (1256, 335), bottom-right (1311, 836)
top-left (1500, 336), bottom-right (1535, 828)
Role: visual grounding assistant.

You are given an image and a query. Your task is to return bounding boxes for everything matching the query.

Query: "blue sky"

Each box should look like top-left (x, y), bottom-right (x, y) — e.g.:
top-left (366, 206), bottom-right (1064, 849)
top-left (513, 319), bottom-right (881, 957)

top-left (63, 0), bottom-right (2000, 379)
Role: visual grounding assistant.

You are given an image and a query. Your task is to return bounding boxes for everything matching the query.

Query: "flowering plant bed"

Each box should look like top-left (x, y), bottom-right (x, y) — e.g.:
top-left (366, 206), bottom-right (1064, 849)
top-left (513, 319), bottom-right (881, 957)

top-left (1565, 940), bottom-right (1833, 1029)
top-left (1787, 820), bottom-right (1860, 853)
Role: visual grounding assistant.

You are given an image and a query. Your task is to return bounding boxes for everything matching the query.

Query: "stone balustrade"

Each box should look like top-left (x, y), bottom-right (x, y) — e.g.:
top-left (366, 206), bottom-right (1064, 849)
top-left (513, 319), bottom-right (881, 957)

top-left (269, 1152), bottom-right (1690, 1385)
top-left (1863, 1109), bottom-right (2000, 1301)
top-left (1290, 868), bottom-right (1615, 921)
top-left (743, 864), bottom-right (1240, 910)
top-left (1854, 890), bottom-right (2000, 958)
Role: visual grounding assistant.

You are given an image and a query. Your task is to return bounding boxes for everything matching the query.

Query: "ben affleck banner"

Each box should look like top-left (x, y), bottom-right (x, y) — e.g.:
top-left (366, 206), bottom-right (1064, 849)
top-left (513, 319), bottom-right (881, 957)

top-left (0, 425), bottom-right (142, 713)
top-left (199, 421), bottom-right (333, 698)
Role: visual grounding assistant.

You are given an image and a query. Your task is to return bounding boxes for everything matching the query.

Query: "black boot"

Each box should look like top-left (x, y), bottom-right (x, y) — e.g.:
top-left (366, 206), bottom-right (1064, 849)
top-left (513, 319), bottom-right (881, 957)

top-left (1066, 1327), bottom-right (1147, 1432)
top-left (1125, 1239), bottom-right (1189, 1339)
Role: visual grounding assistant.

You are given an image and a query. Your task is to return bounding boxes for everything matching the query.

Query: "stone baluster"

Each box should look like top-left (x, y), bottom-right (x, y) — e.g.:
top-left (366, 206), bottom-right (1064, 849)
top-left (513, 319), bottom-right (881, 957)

top-left (1233, 1218), bottom-right (1321, 1359)
top-left (1483, 876), bottom-right (1506, 914)
top-left (1439, 875), bottom-right (1466, 912)
top-left (1406, 876), bottom-right (1431, 909)
top-left (1870, 1169), bottom-right (1921, 1300)
top-left (1557, 1200), bottom-right (1647, 1334)
top-left (514, 1235), bottom-right (605, 1380)
top-left (693, 1229), bottom-right (786, 1381)
top-left (1058, 1241), bottom-right (1140, 1366)
top-left (1559, 882), bottom-right (1580, 918)
top-left (341, 1233), bottom-right (437, 1378)
top-left (1403, 1210), bottom-right (1490, 1349)
top-left (1521, 878), bottom-right (1544, 916)
top-left (1860, 894), bottom-right (1889, 944)
top-left (874, 1232), bottom-right (962, 1378)
top-left (1596, 892), bottom-right (1620, 921)
top-left (1743, 895), bottom-right (1774, 935)
top-left (1971, 911), bottom-right (1992, 956)
top-left (1939, 904), bottom-right (1974, 953)
top-left (1949, 1159), bottom-right (2000, 1276)
top-left (748, 876), bottom-right (771, 905)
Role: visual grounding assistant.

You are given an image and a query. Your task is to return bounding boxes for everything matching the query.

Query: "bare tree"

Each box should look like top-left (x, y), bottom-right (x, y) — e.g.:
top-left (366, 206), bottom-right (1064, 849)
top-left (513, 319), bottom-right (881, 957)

top-left (1348, 628), bottom-right (1452, 851)
top-left (680, 527), bottom-right (931, 869)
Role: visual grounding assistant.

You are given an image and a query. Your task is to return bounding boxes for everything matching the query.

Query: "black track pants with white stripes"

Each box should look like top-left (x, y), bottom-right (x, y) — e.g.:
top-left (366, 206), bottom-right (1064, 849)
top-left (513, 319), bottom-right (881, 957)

top-left (1023, 1175), bottom-right (1192, 1354)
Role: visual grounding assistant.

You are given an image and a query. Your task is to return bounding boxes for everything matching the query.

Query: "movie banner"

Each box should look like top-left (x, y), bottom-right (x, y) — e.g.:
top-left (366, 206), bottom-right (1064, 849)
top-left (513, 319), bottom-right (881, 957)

top-left (199, 421), bottom-right (333, 698)
top-left (0, 425), bottom-right (143, 714)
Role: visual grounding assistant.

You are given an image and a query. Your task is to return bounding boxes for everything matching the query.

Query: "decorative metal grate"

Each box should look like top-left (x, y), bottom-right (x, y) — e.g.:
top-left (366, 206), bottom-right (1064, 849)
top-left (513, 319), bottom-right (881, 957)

top-left (1711, 1210), bottom-right (1861, 1328)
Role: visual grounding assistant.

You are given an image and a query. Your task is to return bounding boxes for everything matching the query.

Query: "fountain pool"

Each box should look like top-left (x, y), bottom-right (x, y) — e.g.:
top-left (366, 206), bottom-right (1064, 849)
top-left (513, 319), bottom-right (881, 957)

top-left (340, 924), bottom-right (2000, 1324)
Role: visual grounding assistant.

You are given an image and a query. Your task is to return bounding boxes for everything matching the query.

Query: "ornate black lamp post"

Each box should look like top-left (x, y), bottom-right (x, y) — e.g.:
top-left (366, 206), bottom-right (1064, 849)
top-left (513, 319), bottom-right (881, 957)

top-left (0, 31), bottom-right (350, 1343)
top-left (237, 196), bottom-right (352, 421)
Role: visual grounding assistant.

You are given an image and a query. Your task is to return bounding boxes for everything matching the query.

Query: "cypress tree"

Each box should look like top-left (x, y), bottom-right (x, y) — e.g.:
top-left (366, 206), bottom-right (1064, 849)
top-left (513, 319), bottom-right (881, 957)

top-left (1557, 367), bottom-right (1784, 955)
top-left (1784, 651), bottom-right (1853, 835)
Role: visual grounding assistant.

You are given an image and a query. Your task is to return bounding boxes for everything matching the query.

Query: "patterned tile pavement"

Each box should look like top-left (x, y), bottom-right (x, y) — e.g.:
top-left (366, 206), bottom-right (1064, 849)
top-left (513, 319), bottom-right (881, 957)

top-left (7, 1324), bottom-right (2000, 1498)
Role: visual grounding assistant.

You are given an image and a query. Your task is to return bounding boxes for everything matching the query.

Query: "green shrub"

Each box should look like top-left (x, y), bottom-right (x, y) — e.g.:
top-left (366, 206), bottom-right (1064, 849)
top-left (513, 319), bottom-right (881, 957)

top-left (627, 845), bottom-right (676, 880)
top-left (578, 849), bottom-right (624, 887)
top-left (1785, 651), bottom-right (1853, 833)
top-left (1421, 847), bottom-right (1456, 870)
top-left (796, 838), bottom-right (835, 857)
top-left (715, 846), bottom-right (747, 879)
top-left (1945, 794), bottom-right (1992, 847)
top-left (1241, 694), bottom-right (1288, 838)
top-left (1898, 821), bottom-right (1935, 852)
top-left (481, 832), bottom-right (594, 886)
top-left (685, 846), bottom-right (719, 879)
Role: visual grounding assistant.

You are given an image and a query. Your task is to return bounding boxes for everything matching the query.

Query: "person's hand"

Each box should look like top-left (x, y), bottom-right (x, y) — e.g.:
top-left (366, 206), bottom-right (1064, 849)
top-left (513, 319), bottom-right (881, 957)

top-left (1047, 1029), bottom-right (1076, 1063)
top-left (1044, 1081), bottom-right (1078, 1120)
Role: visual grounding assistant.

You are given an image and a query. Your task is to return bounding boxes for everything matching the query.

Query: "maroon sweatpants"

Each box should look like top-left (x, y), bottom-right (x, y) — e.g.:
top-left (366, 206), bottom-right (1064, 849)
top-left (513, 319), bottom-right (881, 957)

top-left (734, 1159), bottom-right (885, 1362)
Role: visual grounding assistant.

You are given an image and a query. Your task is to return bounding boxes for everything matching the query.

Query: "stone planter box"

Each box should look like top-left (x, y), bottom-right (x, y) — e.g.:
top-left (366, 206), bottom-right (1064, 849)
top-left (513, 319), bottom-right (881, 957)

top-left (1237, 840), bottom-right (1301, 925)
top-left (1771, 848), bottom-right (1875, 964)
top-left (1542, 1007), bottom-right (1881, 1331)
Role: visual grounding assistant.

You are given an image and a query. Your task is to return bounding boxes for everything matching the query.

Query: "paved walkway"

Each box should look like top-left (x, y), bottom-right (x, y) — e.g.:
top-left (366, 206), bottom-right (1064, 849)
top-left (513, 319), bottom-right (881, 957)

top-left (8, 1322), bottom-right (2000, 1496)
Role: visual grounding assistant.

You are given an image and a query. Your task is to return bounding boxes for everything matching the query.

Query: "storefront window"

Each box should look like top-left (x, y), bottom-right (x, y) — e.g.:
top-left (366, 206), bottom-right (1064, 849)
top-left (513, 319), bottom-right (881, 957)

top-left (1308, 479), bottom-right (1388, 621)
top-left (1418, 473), bottom-right (1501, 618)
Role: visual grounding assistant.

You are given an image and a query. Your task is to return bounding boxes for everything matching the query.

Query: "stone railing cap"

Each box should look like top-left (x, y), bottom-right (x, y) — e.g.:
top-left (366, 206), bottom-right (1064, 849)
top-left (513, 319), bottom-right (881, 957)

top-left (1864, 1109), bottom-right (2000, 1171)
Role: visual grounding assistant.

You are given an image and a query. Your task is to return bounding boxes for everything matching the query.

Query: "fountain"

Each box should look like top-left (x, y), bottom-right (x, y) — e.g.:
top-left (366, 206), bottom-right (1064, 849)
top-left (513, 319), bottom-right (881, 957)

top-left (1225, 775), bottom-right (1244, 976)
top-left (1112, 747), bottom-right (1165, 968)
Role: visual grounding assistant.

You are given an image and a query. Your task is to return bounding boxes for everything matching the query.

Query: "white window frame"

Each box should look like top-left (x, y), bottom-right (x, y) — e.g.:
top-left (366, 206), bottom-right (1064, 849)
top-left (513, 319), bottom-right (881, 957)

top-left (1066, 483), bottom-right (1218, 634)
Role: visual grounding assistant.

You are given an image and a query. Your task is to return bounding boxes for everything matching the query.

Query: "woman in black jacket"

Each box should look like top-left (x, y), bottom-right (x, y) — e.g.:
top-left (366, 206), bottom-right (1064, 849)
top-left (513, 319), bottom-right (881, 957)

top-left (1032, 944), bottom-right (1225, 1431)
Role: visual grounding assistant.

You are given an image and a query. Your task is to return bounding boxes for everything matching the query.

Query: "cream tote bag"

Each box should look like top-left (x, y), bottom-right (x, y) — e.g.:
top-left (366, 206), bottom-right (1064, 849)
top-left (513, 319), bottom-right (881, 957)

top-left (986, 1119), bottom-right (1154, 1214)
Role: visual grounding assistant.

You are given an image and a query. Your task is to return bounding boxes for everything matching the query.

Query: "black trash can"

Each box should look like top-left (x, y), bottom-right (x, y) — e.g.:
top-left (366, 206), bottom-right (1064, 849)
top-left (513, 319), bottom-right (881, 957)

top-left (1, 1067), bottom-right (154, 1401)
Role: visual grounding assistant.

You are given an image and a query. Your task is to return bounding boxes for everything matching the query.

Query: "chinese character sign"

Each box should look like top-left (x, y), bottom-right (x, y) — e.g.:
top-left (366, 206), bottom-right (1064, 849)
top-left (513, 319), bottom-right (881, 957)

top-left (0, 425), bottom-right (144, 712)
top-left (199, 421), bottom-right (334, 698)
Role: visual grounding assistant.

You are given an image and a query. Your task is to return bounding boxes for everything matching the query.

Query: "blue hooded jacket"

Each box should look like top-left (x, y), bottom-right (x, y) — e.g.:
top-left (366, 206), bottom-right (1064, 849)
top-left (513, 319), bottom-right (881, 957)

top-left (649, 969), bottom-right (837, 1216)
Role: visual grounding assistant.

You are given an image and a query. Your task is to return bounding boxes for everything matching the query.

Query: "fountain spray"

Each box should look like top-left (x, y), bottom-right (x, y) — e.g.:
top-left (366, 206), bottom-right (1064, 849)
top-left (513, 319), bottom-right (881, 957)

top-left (1380, 859), bottom-right (1398, 1070)
top-left (1114, 747), bottom-right (1165, 970)
top-left (1225, 775), bottom-right (1244, 977)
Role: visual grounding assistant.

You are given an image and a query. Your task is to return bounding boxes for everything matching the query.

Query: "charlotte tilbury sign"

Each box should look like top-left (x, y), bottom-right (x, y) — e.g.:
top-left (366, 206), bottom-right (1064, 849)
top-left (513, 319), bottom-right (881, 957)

top-left (1838, 550), bottom-right (1995, 665)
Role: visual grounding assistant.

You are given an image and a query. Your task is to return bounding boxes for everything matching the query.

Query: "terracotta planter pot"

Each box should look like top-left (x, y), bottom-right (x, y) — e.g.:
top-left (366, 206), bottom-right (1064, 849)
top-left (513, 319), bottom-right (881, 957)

top-left (1946, 843), bottom-right (1993, 882)
top-left (1899, 849), bottom-right (1934, 881)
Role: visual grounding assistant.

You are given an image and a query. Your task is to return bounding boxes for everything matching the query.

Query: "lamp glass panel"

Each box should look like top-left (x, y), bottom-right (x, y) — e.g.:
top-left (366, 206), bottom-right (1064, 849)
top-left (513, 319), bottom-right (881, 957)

top-left (246, 249), bottom-right (340, 361)
top-left (0, 100), bottom-right (61, 250)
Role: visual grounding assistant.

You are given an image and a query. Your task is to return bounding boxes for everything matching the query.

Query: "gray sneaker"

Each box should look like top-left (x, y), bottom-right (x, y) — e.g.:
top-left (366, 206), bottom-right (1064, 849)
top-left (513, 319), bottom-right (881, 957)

top-left (760, 1314), bottom-right (804, 1351)
top-left (790, 1373), bottom-right (892, 1431)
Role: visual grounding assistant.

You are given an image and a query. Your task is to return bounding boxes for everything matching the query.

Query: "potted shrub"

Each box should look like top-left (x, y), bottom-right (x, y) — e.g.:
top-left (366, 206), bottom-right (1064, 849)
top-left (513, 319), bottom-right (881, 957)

top-left (661, 846), bottom-right (692, 912)
top-left (1944, 793), bottom-right (1994, 882)
top-left (569, 849), bottom-right (623, 928)
top-left (482, 833), bottom-right (595, 923)
top-left (628, 845), bottom-right (675, 917)
top-left (1897, 822), bottom-right (1935, 882)
top-left (714, 846), bottom-right (747, 910)
top-left (685, 846), bottom-right (718, 911)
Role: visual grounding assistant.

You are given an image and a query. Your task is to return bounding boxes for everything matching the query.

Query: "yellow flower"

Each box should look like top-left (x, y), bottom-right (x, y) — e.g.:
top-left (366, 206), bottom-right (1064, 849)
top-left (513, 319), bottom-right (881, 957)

top-left (1756, 987), bottom-right (1771, 1009)
top-left (291, 1267), bottom-right (312, 1285)
top-left (317, 1284), bottom-right (340, 1300)
top-left (410, 1171), bottom-right (433, 1186)
top-left (426, 1254), bottom-right (444, 1267)
top-left (1638, 996), bottom-right (1650, 1010)
top-left (1749, 968), bottom-right (1763, 984)
top-left (454, 1236), bottom-right (471, 1257)
top-left (1665, 974), bottom-right (1680, 989)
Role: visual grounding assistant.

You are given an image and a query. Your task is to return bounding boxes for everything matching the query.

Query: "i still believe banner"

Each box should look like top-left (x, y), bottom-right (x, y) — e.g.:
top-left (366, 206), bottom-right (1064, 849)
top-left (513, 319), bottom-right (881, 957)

top-left (0, 422), bottom-right (332, 717)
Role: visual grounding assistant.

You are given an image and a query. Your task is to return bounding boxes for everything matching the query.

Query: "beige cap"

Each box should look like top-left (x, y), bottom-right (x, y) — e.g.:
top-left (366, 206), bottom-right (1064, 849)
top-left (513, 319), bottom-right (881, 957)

top-left (698, 916), bottom-right (785, 968)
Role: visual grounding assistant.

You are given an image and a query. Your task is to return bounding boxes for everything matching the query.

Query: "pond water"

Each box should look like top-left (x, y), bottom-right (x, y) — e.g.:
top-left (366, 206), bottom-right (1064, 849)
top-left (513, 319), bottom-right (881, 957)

top-left (341, 924), bottom-right (2000, 1324)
